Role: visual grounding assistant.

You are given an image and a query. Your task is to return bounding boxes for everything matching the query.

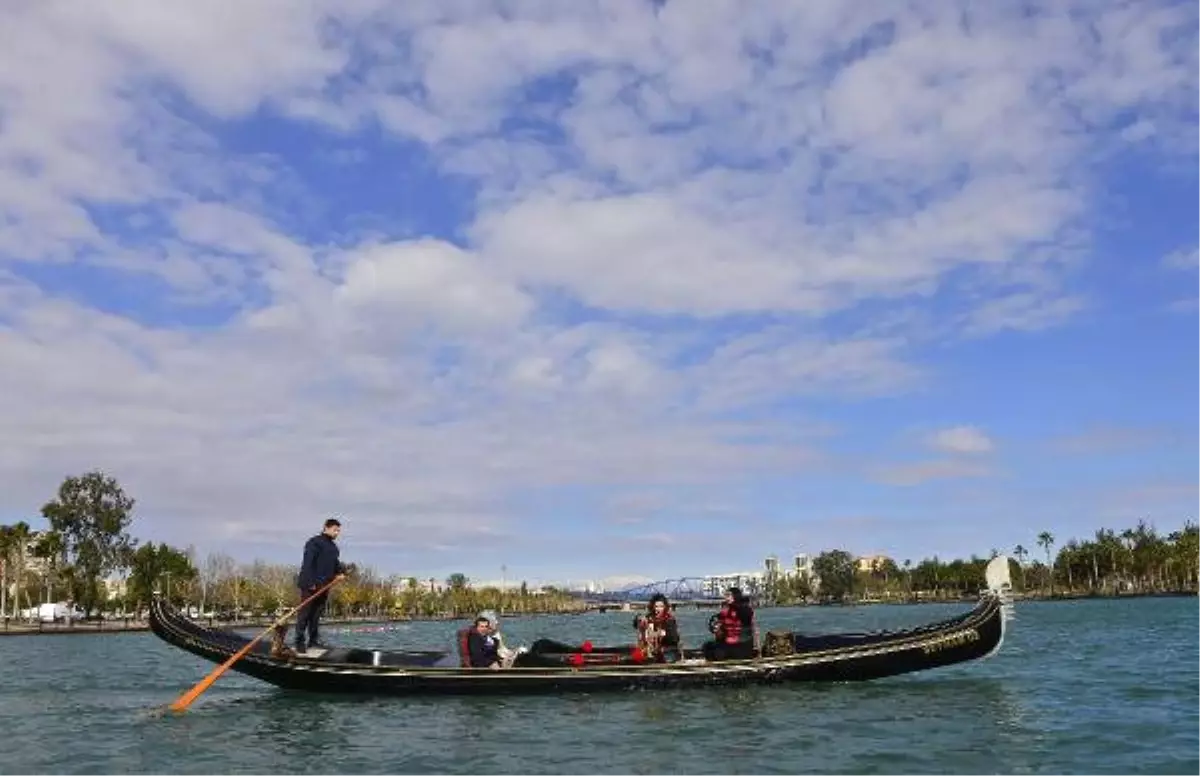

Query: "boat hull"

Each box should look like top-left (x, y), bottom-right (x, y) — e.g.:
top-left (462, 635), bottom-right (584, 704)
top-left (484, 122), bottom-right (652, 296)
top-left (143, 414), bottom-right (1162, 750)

top-left (149, 586), bottom-right (1011, 696)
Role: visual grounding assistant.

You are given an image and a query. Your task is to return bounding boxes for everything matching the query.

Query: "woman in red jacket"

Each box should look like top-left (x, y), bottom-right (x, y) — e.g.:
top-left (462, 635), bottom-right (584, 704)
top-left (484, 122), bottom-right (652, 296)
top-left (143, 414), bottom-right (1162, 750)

top-left (703, 586), bottom-right (758, 661)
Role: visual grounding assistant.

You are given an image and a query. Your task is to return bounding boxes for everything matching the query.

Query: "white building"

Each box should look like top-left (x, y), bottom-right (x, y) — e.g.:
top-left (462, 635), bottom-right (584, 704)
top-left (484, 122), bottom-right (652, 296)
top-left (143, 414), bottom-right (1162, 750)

top-left (700, 571), bottom-right (766, 598)
top-left (698, 551), bottom-right (819, 599)
top-left (102, 576), bottom-right (128, 601)
top-left (793, 553), bottom-right (813, 578)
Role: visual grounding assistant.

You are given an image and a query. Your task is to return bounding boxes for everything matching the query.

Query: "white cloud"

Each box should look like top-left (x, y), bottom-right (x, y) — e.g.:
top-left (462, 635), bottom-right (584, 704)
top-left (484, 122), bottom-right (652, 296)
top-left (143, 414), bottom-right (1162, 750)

top-left (691, 332), bottom-right (921, 411)
top-left (869, 426), bottom-right (997, 486)
top-left (1157, 246), bottom-right (1198, 314)
top-left (1162, 246), bottom-right (1198, 272)
top-left (874, 459), bottom-right (995, 487)
top-left (1048, 426), bottom-right (1166, 455)
top-left (1165, 297), bottom-right (1198, 315)
top-left (0, 1), bottom-right (1194, 573)
top-left (929, 426), bottom-right (995, 455)
top-left (335, 240), bottom-right (534, 334)
top-left (961, 291), bottom-right (1088, 337)
top-left (474, 192), bottom-right (824, 316)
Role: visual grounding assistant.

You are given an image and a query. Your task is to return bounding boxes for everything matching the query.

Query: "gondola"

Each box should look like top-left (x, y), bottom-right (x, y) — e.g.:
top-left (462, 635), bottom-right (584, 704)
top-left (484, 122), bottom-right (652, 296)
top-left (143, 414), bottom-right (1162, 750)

top-left (149, 556), bottom-right (1015, 696)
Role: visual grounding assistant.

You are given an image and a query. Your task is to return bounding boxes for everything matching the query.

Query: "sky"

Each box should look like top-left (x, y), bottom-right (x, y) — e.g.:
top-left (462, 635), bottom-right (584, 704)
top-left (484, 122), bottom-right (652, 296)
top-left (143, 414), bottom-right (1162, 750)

top-left (0, 1), bottom-right (1196, 590)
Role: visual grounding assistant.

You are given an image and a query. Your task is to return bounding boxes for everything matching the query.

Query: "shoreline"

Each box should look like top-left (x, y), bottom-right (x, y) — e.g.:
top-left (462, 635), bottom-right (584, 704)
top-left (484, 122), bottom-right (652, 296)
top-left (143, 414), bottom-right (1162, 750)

top-left (0, 609), bottom-right (595, 637)
top-left (1, 589), bottom-right (1193, 637)
top-left (789, 589), bottom-right (1198, 608)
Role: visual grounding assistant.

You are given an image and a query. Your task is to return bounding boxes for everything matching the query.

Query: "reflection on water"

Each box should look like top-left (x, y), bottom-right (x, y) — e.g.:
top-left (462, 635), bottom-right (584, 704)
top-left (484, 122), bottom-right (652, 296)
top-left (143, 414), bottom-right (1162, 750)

top-left (248, 697), bottom-right (351, 760)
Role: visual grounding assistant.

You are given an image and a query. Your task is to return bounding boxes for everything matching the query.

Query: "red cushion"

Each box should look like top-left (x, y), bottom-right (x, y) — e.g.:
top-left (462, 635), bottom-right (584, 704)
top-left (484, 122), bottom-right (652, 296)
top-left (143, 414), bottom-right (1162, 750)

top-left (456, 627), bottom-right (471, 667)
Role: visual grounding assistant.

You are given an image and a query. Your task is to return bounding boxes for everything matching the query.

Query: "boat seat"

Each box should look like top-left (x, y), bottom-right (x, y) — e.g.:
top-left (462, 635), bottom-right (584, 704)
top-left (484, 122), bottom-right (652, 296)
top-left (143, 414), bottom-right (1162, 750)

top-left (456, 627), bottom-right (472, 667)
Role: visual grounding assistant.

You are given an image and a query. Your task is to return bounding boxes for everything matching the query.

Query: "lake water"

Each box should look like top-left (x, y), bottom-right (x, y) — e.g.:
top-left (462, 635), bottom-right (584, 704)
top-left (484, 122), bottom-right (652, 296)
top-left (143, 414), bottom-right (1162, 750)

top-left (0, 596), bottom-right (1195, 774)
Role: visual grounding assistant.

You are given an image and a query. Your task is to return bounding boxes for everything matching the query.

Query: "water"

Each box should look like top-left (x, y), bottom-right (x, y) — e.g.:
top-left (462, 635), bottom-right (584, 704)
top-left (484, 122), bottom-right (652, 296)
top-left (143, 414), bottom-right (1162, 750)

top-left (0, 597), bottom-right (1195, 774)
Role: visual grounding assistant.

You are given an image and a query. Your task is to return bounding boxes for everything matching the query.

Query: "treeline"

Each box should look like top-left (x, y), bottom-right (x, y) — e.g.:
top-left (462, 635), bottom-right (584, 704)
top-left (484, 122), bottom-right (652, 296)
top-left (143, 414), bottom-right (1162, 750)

top-left (2, 470), bottom-right (1196, 617)
top-left (0, 470), bottom-right (582, 620)
top-left (124, 554), bottom-right (585, 620)
top-left (781, 520), bottom-right (1199, 604)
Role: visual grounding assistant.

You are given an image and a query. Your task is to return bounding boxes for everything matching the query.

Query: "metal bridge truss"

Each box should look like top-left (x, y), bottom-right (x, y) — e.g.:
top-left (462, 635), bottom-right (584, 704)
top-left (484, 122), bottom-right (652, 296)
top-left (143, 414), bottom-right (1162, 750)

top-left (578, 575), bottom-right (765, 603)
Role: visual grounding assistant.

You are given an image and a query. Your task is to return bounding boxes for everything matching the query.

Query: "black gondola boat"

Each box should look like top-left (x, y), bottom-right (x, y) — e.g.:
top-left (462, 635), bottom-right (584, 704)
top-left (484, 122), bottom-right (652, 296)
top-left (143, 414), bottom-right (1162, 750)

top-left (149, 556), bottom-right (1015, 697)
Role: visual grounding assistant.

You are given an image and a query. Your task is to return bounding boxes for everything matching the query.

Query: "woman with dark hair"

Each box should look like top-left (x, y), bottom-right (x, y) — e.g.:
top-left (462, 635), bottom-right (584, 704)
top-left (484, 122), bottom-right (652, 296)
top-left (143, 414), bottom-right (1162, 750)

top-left (633, 593), bottom-right (682, 662)
top-left (703, 587), bottom-right (758, 661)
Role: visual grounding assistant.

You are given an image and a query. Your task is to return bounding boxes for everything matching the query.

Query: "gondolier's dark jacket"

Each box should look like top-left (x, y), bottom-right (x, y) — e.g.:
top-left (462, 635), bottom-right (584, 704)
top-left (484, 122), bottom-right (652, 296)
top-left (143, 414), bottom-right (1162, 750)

top-left (297, 533), bottom-right (345, 592)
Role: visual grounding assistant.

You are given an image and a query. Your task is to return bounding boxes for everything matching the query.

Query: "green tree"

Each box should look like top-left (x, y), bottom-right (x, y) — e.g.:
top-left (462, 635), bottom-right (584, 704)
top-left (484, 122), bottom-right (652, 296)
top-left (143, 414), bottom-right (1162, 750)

top-left (1012, 544), bottom-right (1028, 589)
top-left (0, 522), bottom-right (33, 616)
top-left (128, 543), bottom-right (197, 608)
top-left (1037, 531), bottom-right (1055, 595)
top-left (0, 525), bottom-right (15, 618)
top-left (776, 572), bottom-right (814, 604)
top-left (445, 573), bottom-right (471, 616)
top-left (812, 550), bottom-right (855, 602)
top-left (40, 471), bottom-right (138, 614)
top-left (32, 530), bottom-right (65, 604)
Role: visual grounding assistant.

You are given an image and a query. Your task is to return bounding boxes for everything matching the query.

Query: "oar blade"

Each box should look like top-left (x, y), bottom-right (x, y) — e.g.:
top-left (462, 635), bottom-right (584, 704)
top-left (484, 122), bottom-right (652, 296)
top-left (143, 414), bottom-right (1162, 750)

top-left (165, 577), bottom-right (340, 712)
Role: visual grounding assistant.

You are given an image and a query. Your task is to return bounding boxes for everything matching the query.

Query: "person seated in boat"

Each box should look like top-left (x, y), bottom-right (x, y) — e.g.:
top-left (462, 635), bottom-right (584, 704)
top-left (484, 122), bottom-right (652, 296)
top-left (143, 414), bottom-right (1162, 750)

top-left (703, 586), bottom-right (759, 661)
top-left (633, 593), bottom-right (682, 662)
top-left (464, 612), bottom-right (503, 670)
top-left (462, 610), bottom-right (522, 670)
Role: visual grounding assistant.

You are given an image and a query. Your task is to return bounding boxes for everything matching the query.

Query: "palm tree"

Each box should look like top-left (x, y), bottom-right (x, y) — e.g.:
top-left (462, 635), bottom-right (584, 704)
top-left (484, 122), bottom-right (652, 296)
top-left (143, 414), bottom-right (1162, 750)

top-left (0, 525), bottom-right (13, 618)
top-left (1037, 531), bottom-right (1055, 595)
top-left (33, 531), bottom-right (64, 604)
top-left (1094, 528), bottom-right (1123, 591)
top-left (13, 525), bottom-right (29, 609)
top-left (1120, 528), bottom-right (1137, 589)
top-left (1012, 544), bottom-right (1028, 589)
top-left (9, 522), bottom-right (30, 614)
top-left (1061, 540), bottom-right (1079, 591)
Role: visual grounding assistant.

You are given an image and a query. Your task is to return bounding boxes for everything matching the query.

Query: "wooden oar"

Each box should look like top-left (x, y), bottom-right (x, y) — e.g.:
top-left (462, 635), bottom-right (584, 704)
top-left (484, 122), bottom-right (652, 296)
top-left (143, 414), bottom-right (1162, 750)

top-left (167, 577), bottom-right (342, 712)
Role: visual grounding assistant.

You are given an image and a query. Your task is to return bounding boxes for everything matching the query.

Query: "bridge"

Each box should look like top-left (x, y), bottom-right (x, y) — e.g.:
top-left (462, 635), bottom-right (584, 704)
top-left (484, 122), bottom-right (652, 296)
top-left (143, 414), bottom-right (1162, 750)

top-left (574, 575), bottom-right (766, 608)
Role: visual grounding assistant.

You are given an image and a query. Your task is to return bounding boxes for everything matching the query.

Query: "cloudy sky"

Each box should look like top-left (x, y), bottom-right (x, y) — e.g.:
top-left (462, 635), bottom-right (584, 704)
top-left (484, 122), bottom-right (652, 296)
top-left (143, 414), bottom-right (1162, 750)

top-left (0, 1), bottom-right (1196, 587)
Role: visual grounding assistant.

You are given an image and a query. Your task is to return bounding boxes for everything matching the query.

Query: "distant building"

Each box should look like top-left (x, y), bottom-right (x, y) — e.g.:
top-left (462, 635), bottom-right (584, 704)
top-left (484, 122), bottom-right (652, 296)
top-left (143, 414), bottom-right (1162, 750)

top-left (700, 571), bottom-right (765, 598)
top-left (564, 580), bottom-right (606, 594)
top-left (695, 547), bottom-right (822, 599)
top-left (856, 554), bottom-right (893, 573)
top-left (102, 577), bottom-right (127, 601)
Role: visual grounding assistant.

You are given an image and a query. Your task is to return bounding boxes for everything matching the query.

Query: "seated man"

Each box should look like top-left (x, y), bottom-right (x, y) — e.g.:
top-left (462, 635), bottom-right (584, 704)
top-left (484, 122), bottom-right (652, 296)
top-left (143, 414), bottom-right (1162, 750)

top-left (702, 586), bottom-right (759, 661)
top-left (464, 614), bottom-right (501, 669)
top-left (633, 593), bottom-right (682, 662)
top-left (463, 610), bottom-right (522, 670)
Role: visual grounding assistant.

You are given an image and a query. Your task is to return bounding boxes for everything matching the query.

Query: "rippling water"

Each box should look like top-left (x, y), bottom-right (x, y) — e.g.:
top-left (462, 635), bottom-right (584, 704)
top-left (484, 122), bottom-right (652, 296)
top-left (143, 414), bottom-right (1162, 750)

top-left (1, 597), bottom-right (1195, 774)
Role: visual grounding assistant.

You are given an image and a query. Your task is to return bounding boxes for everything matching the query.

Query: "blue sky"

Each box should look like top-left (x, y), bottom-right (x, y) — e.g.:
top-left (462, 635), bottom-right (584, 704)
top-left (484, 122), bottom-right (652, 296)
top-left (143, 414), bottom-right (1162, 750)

top-left (0, 1), bottom-right (1196, 589)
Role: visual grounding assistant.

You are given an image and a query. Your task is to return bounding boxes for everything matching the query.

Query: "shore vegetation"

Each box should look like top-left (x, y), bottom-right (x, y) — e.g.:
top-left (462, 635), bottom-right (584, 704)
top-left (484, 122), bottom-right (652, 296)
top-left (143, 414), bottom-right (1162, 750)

top-left (1, 471), bottom-right (1195, 622)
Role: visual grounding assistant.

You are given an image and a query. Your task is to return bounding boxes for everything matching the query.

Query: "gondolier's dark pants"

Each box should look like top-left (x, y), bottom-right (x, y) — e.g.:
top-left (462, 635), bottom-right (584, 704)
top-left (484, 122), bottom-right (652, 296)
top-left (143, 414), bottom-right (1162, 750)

top-left (293, 588), bottom-right (329, 648)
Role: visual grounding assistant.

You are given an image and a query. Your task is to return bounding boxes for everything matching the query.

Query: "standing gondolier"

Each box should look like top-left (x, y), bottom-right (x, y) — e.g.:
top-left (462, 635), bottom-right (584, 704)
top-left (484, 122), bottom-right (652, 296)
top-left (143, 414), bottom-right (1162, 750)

top-left (292, 517), bottom-right (347, 653)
